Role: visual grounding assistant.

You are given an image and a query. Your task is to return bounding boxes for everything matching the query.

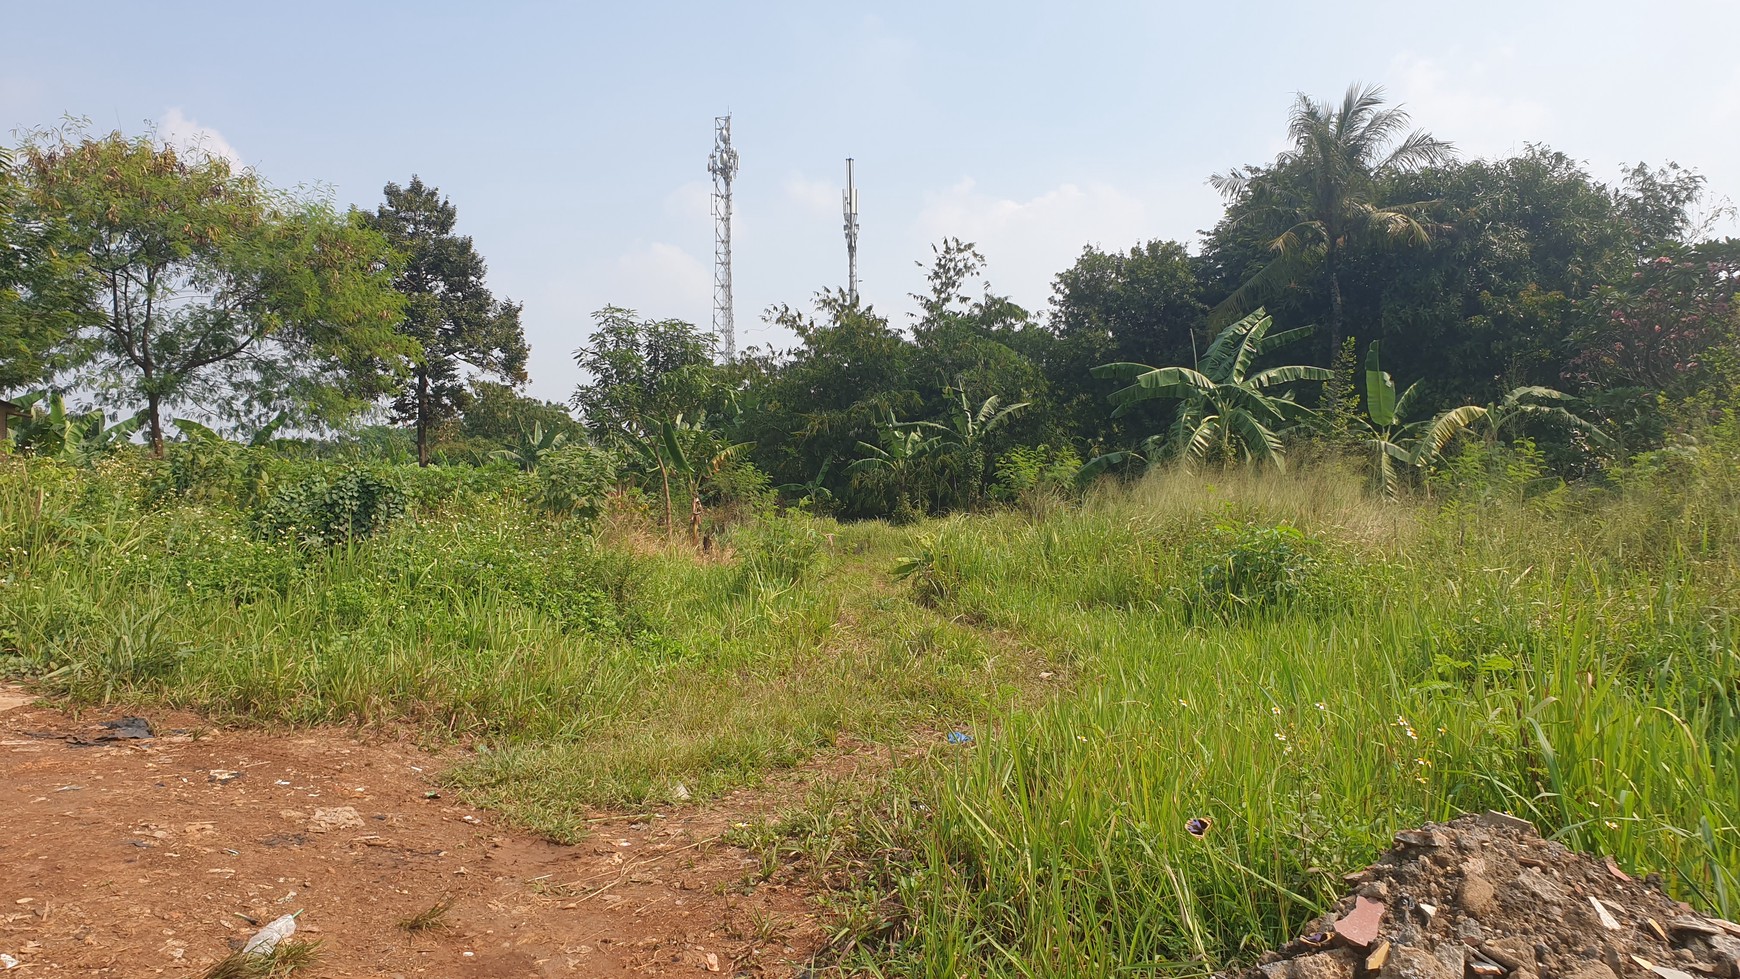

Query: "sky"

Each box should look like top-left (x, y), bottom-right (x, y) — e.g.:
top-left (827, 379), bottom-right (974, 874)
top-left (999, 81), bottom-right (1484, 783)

top-left (6, 1), bottom-right (1739, 405)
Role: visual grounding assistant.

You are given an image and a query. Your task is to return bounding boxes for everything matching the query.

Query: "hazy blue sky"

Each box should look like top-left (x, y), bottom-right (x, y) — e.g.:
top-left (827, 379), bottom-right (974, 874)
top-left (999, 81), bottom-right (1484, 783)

top-left (7, 1), bottom-right (1738, 403)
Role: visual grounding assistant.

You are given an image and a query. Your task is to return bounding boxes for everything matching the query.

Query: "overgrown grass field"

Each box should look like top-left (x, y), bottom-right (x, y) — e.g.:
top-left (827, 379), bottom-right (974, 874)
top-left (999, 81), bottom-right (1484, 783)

top-left (4, 437), bottom-right (1738, 977)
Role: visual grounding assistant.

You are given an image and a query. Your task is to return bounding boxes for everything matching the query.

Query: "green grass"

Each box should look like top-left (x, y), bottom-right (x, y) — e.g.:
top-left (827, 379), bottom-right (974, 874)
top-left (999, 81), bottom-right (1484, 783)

top-left (5, 444), bottom-right (1740, 977)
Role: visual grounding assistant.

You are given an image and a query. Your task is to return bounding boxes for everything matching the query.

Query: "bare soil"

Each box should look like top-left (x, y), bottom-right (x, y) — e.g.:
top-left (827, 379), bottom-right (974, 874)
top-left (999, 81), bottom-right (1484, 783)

top-left (0, 685), bottom-right (837, 977)
top-left (1228, 813), bottom-right (1740, 979)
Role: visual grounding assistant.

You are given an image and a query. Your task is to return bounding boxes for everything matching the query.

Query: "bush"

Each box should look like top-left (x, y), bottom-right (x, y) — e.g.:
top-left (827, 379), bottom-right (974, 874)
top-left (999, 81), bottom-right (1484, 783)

top-left (537, 444), bottom-right (618, 524)
top-left (1185, 520), bottom-right (1343, 620)
top-left (254, 466), bottom-right (407, 545)
top-left (733, 516), bottom-right (828, 587)
top-left (990, 443), bottom-right (1083, 503)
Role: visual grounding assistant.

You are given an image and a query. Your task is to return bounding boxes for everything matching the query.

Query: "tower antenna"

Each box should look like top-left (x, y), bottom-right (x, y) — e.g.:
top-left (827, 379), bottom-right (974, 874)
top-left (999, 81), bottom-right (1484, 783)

top-left (708, 115), bottom-right (740, 360)
top-left (843, 158), bottom-right (860, 305)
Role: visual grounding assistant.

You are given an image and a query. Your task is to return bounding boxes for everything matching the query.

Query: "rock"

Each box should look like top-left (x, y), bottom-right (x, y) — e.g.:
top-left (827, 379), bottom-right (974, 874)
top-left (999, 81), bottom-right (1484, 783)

top-left (1705, 935), bottom-right (1740, 978)
top-left (1588, 896), bottom-right (1622, 932)
top-left (1459, 875), bottom-right (1497, 919)
top-left (1380, 946), bottom-right (1461, 979)
top-left (1333, 897), bottom-right (1385, 948)
top-left (1360, 881), bottom-right (1391, 901)
top-left (1672, 918), bottom-right (1724, 938)
top-left (1286, 951), bottom-right (1357, 979)
top-left (1648, 967), bottom-right (1699, 979)
top-left (1474, 811), bottom-right (1538, 835)
top-left (1560, 962), bottom-right (1618, 979)
top-left (308, 807), bottom-right (364, 833)
top-left (1484, 937), bottom-right (1537, 970)
top-left (1396, 829), bottom-right (1449, 848)
top-left (1517, 868), bottom-right (1570, 907)
top-left (1458, 919), bottom-right (1487, 942)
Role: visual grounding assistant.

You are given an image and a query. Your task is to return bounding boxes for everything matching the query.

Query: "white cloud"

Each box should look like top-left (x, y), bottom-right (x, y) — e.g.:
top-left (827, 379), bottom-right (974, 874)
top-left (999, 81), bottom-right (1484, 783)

top-left (157, 108), bottom-right (243, 168)
top-left (1388, 54), bottom-right (1550, 160)
top-left (912, 178), bottom-right (1154, 309)
top-left (607, 242), bottom-right (711, 320)
top-left (663, 180), bottom-right (712, 222)
top-left (784, 173), bottom-right (838, 218)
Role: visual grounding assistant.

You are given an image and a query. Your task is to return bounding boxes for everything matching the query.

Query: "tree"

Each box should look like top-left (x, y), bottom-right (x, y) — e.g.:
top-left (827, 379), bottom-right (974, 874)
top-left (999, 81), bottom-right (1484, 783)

top-left (1089, 309), bottom-right (1331, 471)
top-left (16, 124), bottom-right (411, 453)
top-left (908, 384), bottom-right (1029, 510)
top-left (1045, 240), bottom-right (1206, 447)
top-left (363, 176), bottom-right (527, 466)
top-left (845, 412), bottom-right (947, 521)
top-left (0, 146), bottom-right (90, 392)
top-left (570, 306), bottom-right (718, 441)
top-left (1210, 83), bottom-right (1455, 361)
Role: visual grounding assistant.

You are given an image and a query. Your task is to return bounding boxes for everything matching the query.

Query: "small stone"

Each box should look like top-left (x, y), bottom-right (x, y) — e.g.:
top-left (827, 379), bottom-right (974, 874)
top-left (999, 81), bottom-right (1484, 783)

top-left (1360, 881), bottom-right (1391, 901)
top-left (1333, 897), bottom-right (1385, 948)
top-left (1475, 811), bottom-right (1538, 835)
top-left (1396, 829), bottom-right (1448, 848)
top-left (1380, 946), bottom-right (1460, 979)
top-left (1517, 868), bottom-right (1570, 907)
top-left (1459, 875), bottom-right (1497, 919)
top-left (1673, 919), bottom-right (1725, 937)
top-left (1367, 942), bottom-right (1392, 972)
top-left (1650, 967), bottom-right (1699, 979)
top-left (1561, 962), bottom-right (1619, 979)
top-left (1287, 951), bottom-right (1357, 979)
top-left (1483, 938), bottom-right (1535, 970)
top-left (1459, 919), bottom-right (1487, 942)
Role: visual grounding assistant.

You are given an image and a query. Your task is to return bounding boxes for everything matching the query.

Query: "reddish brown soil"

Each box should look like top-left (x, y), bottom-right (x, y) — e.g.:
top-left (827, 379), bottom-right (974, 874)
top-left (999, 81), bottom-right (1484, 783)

top-left (0, 685), bottom-right (836, 977)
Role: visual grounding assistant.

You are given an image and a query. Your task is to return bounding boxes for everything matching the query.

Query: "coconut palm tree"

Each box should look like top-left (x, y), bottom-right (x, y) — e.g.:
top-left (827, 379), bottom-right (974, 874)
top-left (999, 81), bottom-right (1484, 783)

top-left (1087, 308), bottom-right (1332, 473)
top-left (1212, 83), bottom-right (1456, 360)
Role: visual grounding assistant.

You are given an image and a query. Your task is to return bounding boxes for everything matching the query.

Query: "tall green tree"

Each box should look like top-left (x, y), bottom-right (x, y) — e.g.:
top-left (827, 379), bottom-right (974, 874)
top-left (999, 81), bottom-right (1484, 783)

top-left (364, 176), bottom-right (527, 466)
top-left (15, 124), bottom-right (411, 453)
top-left (0, 145), bottom-right (91, 392)
top-left (1210, 83), bottom-right (1455, 361)
top-left (570, 306), bottom-right (718, 441)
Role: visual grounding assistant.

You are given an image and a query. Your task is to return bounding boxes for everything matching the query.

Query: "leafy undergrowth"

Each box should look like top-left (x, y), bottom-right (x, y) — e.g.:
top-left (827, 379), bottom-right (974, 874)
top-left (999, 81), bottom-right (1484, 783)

top-left (5, 452), bottom-right (1740, 977)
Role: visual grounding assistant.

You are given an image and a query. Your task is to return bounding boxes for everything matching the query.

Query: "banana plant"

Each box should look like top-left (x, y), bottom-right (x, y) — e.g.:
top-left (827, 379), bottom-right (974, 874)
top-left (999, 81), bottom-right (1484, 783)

top-left (1090, 308), bottom-right (1331, 473)
top-left (907, 384), bottom-right (1029, 510)
top-left (7, 390), bottom-right (143, 462)
top-left (629, 412), bottom-right (750, 540)
top-left (775, 455), bottom-right (837, 511)
top-left (1357, 342), bottom-right (1614, 498)
top-left (492, 421), bottom-right (568, 472)
top-left (846, 412), bottom-right (948, 518)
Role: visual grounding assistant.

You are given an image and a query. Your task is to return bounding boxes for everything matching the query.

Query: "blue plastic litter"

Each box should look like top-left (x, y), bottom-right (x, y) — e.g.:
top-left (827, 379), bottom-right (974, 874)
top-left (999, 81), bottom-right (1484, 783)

top-left (946, 731), bottom-right (973, 745)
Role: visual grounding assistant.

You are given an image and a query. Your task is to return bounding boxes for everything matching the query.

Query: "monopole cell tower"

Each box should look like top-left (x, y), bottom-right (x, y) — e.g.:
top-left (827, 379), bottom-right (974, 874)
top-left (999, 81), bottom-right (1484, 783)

top-left (707, 115), bottom-right (740, 361)
top-left (843, 158), bottom-right (860, 305)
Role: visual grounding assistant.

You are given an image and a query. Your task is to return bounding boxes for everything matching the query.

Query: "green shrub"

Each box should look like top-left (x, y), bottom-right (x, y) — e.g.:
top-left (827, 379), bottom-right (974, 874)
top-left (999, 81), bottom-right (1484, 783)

top-left (537, 444), bottom-right (618, 523)
top-left (399, 461), bottom-right (531, 509)
top-left (734, 516), bottom-right (828, 587)
top-left (1186, 520), bottom-right (1342, 620)
top-left (990, 443), bottom-right (1083, 503)
top-left (254, 466), bottom-right (407, 545)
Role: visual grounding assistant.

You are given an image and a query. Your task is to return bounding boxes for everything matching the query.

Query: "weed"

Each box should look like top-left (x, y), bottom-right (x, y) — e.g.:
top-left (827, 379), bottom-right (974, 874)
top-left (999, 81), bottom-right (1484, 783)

top-left (396, 900), bottom-right (451, 933)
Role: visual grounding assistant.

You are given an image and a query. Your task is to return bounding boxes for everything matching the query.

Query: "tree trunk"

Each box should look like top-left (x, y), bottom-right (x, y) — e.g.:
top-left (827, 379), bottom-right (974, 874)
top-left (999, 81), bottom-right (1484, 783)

top-left (659, 461), bottom-right (673, 533)
top-left (1326, 245), bottom-right (1345, 366)
top-left (415, 371), bottom-right (431, 467)
top-left (147, 393), bottom-right (164, 458)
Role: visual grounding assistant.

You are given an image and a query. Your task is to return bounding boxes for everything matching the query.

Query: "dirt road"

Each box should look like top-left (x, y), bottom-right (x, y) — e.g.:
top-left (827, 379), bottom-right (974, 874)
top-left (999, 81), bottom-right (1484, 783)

top-left (0, 685), bottom-right (829, 977)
